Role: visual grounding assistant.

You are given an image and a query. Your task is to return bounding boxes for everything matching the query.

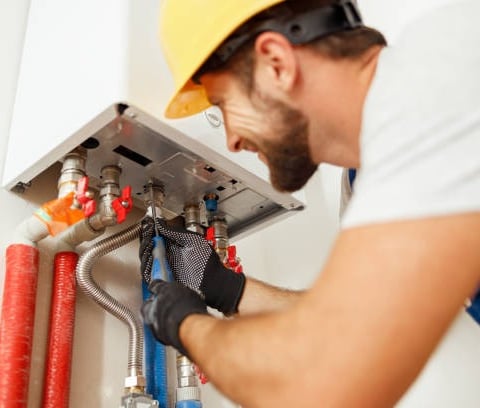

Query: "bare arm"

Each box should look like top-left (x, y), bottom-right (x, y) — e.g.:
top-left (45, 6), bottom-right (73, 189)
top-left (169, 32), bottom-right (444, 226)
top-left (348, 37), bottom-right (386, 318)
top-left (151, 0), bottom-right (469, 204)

top-left (238, 277), bottom-right (303, 315)
top-left (180, 213), bottom-right (480, 407)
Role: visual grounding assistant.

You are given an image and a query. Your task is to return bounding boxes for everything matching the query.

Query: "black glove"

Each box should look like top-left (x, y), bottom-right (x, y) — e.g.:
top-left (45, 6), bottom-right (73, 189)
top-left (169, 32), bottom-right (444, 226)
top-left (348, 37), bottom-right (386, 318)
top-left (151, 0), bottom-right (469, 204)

top-left (142, 279), bottom-right (208, 356)
top-left (139, 217), bottom-right (246, 316)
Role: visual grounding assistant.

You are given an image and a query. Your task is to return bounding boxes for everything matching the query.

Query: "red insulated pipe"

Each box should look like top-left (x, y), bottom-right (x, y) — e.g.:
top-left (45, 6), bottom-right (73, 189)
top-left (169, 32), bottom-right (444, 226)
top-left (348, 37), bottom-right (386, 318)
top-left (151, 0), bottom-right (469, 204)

top-left (0, 244), bottom-right (40, 408)
top-left (42, 252), bottom-right (79, 408)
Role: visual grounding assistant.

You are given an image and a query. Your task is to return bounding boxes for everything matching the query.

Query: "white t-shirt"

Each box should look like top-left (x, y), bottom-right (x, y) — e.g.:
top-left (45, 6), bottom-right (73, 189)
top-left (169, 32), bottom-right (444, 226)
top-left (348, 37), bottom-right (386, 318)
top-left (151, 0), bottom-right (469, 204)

top-left (341, 0), bottom-right (480, 228)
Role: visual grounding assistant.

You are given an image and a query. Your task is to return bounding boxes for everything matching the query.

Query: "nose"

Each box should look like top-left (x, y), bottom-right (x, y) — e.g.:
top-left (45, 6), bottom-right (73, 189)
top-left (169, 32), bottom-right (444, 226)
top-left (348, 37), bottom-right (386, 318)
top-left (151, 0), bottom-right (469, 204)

top-left (226, 130), bottom-right (242, 153)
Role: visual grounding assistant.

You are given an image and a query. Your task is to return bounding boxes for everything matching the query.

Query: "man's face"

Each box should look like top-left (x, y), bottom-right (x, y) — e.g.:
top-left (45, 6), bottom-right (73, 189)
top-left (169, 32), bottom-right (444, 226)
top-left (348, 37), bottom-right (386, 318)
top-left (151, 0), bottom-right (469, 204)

top-left (202, 72), bottom-right (317, 192)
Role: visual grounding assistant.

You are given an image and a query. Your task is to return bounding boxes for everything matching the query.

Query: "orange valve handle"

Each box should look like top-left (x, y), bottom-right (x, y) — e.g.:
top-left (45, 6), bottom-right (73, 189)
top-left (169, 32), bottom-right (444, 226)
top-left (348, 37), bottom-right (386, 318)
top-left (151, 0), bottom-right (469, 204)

top-left (34, 193), bottom-right (85, 236)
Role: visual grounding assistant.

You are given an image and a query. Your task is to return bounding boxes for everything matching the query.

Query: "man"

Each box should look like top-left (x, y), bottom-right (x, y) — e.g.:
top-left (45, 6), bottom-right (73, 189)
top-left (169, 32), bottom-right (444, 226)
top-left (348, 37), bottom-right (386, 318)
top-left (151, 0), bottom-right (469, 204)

top-left (142, 1), bottom-right (480, 406)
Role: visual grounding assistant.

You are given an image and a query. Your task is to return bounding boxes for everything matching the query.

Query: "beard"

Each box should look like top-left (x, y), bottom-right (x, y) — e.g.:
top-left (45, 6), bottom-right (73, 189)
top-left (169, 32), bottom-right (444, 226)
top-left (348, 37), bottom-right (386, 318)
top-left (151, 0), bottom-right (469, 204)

top-left (254, 94), bottom-right (317, 192)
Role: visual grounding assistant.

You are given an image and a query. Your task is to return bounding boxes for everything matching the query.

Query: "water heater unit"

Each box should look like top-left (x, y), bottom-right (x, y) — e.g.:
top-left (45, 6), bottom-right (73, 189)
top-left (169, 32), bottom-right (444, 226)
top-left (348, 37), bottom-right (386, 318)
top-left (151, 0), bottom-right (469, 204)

top-left (3, 0), bottom-right (305, 238)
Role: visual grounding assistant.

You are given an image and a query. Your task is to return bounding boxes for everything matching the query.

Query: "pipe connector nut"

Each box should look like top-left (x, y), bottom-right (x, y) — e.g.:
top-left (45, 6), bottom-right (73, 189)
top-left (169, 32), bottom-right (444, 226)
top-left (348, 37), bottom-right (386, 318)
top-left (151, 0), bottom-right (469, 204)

top-left (124, 375), bottom-right (146, 388)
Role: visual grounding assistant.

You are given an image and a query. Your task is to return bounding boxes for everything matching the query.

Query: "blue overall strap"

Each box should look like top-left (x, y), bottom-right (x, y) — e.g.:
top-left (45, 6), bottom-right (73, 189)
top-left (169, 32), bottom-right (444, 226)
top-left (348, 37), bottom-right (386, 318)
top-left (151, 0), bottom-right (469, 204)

top-left (348, 168), bottom-right (357, 189)
top-left (466, 289), bottom-right (480, 325)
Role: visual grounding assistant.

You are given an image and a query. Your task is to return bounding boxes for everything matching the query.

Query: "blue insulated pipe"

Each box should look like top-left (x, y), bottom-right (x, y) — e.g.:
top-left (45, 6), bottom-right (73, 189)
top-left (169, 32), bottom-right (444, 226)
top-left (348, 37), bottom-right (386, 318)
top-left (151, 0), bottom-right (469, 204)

top-left (176, 401), bottom-right (203, 408)
top-left (143, 235), bottom-right (172, 407)
top-left (142, 281), bottom-right (168, 407)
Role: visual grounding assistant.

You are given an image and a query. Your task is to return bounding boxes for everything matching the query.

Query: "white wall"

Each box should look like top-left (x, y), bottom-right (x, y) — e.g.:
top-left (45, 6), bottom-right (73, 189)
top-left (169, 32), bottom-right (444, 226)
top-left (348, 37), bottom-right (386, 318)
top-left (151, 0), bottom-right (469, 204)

top-left (1, 1), bottom-right (480, 407)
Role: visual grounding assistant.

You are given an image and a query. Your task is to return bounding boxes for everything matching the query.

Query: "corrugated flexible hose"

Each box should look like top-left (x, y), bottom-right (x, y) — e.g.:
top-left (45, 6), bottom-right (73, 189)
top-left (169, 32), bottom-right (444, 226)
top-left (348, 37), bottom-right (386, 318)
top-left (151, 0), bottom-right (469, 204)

top-left (76, 223), bottom-right (143, 375)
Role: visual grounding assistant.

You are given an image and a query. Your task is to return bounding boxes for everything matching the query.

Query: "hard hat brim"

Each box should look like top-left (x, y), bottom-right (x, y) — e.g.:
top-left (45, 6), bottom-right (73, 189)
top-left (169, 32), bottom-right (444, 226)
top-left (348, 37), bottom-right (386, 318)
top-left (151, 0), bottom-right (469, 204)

top-left (165, 80), bottom-right (211, 119)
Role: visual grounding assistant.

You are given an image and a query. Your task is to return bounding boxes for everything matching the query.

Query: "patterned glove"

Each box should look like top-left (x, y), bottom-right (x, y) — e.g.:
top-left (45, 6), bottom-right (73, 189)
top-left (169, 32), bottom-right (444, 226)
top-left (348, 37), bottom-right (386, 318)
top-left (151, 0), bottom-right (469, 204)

top-left (142, 280), bottom-right (208, 356)
top-left (139, 216), bottom-right (246, 316)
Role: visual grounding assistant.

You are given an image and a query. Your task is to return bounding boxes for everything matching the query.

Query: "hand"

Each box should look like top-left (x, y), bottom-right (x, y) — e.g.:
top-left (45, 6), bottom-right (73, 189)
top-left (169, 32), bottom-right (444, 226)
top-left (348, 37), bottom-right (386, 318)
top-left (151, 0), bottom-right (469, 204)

top-left (140, 216), bottom-right (246, 316)
top-left (141, 280), bottom-right (208, 356)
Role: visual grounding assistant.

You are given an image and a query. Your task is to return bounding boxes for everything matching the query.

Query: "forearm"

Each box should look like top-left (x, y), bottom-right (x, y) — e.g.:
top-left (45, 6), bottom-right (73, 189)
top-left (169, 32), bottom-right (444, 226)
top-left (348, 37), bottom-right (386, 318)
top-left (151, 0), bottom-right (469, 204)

top-left (237, 276), bottom-right (303, 315)
top-left (180, 309), bottom-right (302, 406)
top-left (178, 215), bottom-right (480, 407)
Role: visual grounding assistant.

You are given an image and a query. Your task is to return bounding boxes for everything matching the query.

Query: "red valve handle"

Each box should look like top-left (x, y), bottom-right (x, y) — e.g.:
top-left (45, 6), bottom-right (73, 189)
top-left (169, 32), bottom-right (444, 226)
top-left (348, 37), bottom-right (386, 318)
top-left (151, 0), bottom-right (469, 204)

top-left (194, 365), bottom-right (209, 385)
top-left (205, 228), bottom-right (243, 272)
top-left (205, 226), bottom-right (216, 248)
top-left (76, 177), bottom-right (89, 204)
top-left (112, 185), bottom-right (133, 223)
top-left (75, 176), bottom-right (96, 217)
top-left (226, 245), bottom-right (243, 273)
top-left (82, 200), bottom-right (96, 218)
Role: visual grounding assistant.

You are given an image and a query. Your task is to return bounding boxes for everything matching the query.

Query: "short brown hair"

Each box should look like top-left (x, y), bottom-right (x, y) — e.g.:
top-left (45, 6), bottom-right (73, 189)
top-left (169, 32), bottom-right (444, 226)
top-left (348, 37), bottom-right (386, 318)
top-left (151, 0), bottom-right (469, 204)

top-left (199, 0), bottom-right (386, 91)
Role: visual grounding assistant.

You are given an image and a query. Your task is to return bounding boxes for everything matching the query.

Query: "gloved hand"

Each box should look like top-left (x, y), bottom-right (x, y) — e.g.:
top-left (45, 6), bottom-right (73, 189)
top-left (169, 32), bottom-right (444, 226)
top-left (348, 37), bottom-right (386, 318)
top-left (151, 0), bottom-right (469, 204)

top-left (139, 217), bottom-right (246, 316)
top-left (142, 279), bottom-right (208, 356)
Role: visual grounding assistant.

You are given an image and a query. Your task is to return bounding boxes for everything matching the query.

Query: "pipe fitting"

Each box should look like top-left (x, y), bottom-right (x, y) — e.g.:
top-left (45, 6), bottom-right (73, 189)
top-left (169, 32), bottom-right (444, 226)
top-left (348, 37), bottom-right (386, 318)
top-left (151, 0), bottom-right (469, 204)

top-left (175, 330), bottom-right (202, 404)
top-left (124, 375), bottom-right (146, 389)
top-left (88, 165), bottom-right (122, 229)
top-left (143, 181), bottom-right (164, 219)
top-left (55, 218), bottom-right (105, 252)
top-left (211, 217), bottom-right (229, 260)
top-left (57, 147), bottom-right (87, 199)
top-left (176, 387), bottom-right (201, 404)
top-left (120, 393), bottom-right (159, 408)
top-left (176, 355), bottom-right (198, 388)
top-left (184, 204), bottom-right (203, 234)
top-left (12, 215), bottom-right (50, 246)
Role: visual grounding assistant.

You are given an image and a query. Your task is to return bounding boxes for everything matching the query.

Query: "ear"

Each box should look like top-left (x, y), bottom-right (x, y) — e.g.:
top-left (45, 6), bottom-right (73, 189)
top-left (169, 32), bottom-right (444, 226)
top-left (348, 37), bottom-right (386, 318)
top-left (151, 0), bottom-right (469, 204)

top-left (253, 32), bottom-right (299, 93)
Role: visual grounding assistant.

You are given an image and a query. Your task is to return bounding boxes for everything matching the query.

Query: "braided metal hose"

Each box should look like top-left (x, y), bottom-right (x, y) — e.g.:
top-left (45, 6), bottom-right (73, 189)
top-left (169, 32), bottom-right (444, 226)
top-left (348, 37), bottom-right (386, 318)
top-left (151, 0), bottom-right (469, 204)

top-left (76, 223), bottom-right (143, 375)
top-left (139, 217), bottom-right (156, 284)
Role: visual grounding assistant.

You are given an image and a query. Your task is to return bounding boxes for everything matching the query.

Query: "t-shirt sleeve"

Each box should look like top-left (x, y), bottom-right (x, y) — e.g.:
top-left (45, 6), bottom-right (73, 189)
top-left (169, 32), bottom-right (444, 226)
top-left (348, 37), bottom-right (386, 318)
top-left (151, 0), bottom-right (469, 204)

top-left (341, 3), bottom-right (480, 229)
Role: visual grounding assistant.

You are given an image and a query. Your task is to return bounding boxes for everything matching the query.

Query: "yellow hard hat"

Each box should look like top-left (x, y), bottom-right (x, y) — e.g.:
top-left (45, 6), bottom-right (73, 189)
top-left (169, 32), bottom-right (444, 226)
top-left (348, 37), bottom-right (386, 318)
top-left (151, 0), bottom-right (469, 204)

top-left (160, 0), bottom-right (285, 118)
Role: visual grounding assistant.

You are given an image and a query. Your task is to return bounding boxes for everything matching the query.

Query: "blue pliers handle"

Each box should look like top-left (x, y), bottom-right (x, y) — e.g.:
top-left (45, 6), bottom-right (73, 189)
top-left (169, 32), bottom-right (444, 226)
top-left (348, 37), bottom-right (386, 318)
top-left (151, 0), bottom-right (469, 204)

top-left (152, 236), bottom-right (173, 282)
